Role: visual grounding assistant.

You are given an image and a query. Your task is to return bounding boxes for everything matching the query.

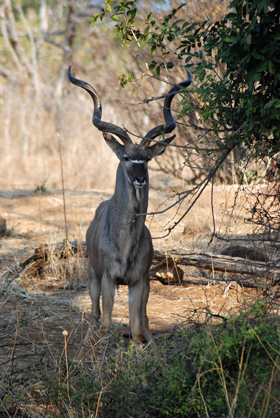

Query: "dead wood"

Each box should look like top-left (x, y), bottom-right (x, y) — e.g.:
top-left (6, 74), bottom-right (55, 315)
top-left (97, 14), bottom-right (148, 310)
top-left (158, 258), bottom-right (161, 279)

top-left (153, 249), bottom-right (280, 286)
top-left (14, 241), bottom-right (280, 288)
top-left (19, 240), bottom-right (87, 273)
top-left (0, 215), bottom-right (7, 237)
top-left (220, 245), bottom-right (269, 262)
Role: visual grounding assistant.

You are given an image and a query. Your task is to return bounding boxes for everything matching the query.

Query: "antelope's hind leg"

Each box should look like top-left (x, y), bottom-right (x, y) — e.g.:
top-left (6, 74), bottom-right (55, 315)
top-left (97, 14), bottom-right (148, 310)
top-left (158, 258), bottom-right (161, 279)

top-left (88, 262), bottom-right (101, 324)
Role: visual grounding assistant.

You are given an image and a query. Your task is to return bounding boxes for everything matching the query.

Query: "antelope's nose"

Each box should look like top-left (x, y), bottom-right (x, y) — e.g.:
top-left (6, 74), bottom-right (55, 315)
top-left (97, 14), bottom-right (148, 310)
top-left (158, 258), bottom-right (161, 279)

top-left (134, 176), bottom-right (146, 186)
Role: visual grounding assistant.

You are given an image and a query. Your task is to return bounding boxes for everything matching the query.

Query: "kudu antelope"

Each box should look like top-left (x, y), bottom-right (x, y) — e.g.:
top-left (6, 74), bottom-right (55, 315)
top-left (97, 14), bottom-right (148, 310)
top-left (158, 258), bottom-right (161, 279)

top-left (68, 66), bottom-right (192, 355)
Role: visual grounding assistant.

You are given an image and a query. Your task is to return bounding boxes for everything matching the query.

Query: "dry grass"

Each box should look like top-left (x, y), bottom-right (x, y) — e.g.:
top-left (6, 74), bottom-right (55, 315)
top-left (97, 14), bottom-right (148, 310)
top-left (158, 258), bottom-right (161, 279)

top-left (0, 2), bottom-right (279, 415)
top-left (0, 184), bottom-right (279, 417)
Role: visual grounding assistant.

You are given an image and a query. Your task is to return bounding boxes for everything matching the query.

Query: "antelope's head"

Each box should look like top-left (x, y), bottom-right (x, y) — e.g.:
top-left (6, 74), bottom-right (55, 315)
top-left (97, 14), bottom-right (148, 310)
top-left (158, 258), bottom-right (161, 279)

top-left (68, 66), bottom-right (192, 193)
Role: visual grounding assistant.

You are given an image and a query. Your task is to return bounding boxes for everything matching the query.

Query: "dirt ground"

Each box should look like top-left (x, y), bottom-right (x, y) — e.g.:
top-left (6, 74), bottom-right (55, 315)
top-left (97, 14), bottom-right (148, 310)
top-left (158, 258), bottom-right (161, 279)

top-left (0, 183), bottom-right (260, 363)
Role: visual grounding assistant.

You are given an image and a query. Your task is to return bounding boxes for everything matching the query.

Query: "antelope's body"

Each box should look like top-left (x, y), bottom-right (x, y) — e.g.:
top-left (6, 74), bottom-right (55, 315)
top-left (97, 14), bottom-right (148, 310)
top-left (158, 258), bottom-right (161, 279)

top-left (68, 67), bottom-right (192, 354)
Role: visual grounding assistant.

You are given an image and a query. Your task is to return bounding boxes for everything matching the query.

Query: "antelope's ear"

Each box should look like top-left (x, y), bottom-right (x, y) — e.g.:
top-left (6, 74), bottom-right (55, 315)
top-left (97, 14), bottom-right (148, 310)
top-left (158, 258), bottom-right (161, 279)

top-left (148, 135), bottom-right (176, 158)
top-left (103, 133), bottom-right (124, 159)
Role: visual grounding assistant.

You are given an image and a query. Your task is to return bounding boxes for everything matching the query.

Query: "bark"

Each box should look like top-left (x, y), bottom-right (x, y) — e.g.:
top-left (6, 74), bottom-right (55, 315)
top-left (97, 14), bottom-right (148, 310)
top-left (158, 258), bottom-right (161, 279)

top-left (16, 241), bottom-right (280, 288)
top-left (154, 249), bottom-right (279, 277)
top-left (153, 249), bottom-right (280, 287)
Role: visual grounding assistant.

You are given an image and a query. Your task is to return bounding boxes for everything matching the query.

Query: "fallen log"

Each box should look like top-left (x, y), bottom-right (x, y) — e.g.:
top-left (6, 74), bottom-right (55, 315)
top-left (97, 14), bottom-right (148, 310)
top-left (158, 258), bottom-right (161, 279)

top-left (154, 249), bottom-right (280, 283)
top-left (17, 241), bottom-right (280, 287)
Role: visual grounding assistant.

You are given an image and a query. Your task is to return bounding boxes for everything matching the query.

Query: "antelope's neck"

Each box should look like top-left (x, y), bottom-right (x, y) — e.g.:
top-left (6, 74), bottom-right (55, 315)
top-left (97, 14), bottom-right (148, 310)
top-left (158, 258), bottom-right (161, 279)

top-left (111, 163), bottom-right (149, 228)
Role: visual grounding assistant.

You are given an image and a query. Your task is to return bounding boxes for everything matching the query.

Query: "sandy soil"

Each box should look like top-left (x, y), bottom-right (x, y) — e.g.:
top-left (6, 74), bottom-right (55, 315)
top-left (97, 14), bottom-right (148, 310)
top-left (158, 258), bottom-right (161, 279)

top-left (0, 183), bottom-right (259, 362)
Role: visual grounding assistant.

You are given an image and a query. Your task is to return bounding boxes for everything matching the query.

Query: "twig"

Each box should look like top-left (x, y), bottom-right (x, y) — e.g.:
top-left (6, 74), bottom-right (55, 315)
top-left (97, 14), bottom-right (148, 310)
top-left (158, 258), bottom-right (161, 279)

top-left (209, 175), bottom-right (216, 244)
top-left (0, 267), bottom-right (25, 296)
top-left (57, 133), bottom-right (69, 242)
top-left (1, 314), bottom-right (19, 384)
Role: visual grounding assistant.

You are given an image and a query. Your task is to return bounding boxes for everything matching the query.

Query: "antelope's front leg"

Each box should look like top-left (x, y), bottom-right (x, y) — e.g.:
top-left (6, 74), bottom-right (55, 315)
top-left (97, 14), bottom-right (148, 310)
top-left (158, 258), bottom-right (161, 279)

top-left (141, 275), bottom-right (158, 353)
top-left (76, 263), bottom-right (101, 360)
top-left (128, 281), bottom-right (144, 347)
top-left (101, 273), bottom-right (116, 331)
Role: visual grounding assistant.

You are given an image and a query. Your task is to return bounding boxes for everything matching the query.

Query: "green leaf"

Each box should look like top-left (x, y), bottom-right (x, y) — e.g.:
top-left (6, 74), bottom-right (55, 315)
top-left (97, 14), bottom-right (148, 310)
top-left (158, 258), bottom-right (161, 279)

top-left (155, 65), bottom-right (161, 77)
top-left (148, 61), bottom-right (157, 70)
top-left (245, 34), bottom-right (251, 45)
top-left (184, 55), bottom-right (192, 64)
top-left (91, 13), bottom-right (101, 25)
top-left (256, 62), bottom-right (267, 72)
top-left (268, 61), bottom-right (275, 74)
top-left (252, 51), bottom-right (264, 60)
top-left (144, 26), bottom-right (150, 35)
top-left (128, 8), bottom-right (137, 21)
top-left (227, 12), bottom-right (237, 21)
top-left (224, 37), bottom-right (237, 43)
top-left (263, 99), bottom-right (280, 110)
